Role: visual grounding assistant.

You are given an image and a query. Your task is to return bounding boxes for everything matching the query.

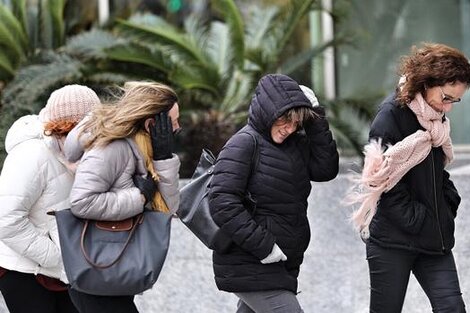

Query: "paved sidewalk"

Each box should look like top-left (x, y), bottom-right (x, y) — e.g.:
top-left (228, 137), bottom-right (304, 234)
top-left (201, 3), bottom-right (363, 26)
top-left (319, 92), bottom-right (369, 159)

top-left (1, 168), bottom-right (469, 313)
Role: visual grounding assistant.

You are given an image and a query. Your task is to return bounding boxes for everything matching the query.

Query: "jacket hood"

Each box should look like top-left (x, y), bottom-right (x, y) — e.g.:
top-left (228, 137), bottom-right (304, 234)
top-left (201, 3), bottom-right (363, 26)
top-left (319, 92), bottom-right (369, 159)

top-left (5, 115), bottom-right (43, 153)
top-left (248, 74), bottom-right (312, 138)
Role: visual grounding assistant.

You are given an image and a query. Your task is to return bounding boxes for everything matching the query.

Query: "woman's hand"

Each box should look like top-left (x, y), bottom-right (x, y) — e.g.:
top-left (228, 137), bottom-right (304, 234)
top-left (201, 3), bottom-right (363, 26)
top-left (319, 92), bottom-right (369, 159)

top-left (133, 175), bottom-right (157, 205)
top-left (149, 111), bottom-right (174, 160)
top-left (260, 243), bottom-right (287, 264)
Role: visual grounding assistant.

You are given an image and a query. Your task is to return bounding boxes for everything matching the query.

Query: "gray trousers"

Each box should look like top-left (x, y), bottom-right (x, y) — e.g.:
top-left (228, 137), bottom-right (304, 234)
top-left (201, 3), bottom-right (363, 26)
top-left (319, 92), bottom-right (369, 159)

top-left (235, 290), bottom-right (304, 313)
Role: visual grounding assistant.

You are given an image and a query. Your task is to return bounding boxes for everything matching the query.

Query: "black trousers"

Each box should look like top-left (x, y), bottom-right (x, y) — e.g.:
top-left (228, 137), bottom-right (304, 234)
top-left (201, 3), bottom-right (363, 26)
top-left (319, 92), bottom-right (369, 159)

top-left (366, 241), bottom-right (466, 313)
top-left (68, 288), bottom-right (138, 313)
top-left (0, 270), bottom-right (78, 313)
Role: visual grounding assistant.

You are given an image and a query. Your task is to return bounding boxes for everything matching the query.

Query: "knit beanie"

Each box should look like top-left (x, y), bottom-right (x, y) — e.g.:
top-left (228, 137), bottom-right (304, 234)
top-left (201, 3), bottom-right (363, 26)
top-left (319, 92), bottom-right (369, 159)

top-left (39, 84), bottom-right (100, 123)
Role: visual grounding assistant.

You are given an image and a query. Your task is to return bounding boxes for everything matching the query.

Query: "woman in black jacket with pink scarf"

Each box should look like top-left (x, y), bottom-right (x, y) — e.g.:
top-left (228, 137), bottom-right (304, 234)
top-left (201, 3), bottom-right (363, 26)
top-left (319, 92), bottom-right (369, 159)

top-left (208, 74), bottom-right (339, 312)
top-left (350, 43), bottom-right (470, 313)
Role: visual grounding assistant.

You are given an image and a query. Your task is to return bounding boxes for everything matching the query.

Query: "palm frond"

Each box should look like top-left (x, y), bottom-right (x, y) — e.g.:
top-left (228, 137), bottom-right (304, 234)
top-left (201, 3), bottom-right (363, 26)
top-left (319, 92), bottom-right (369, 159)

top-left (169, 66), bottom-right (220, 96)
top-left (0, 4), bottom-right (26, 60)
top-left (64, 29), bottom-right (123, 60)
top-left (329, 117), bottom-right (366, 156)
top-left (2, 53), bottom-right (83, 114)
top-left (117, 18), bottom-right (208, 66)
top-left (219, 70), bottom-right (255, 113)
top-left (183, 15), bottom-right (209, 57)
top-left (279, 36), bottom-right (346, 74)
top-left (277, 0), bottom-right (315, 51)
top-left (48, 0), bottom-right (66, 47)
top-left (0, 50), bottom-right (15, 77)
top-left (11, 0), bottom-right (27, 34)
top-left (86, 72), bottom-right (134, 86)
top-left (244, 5), bottom-right (278, 50)
top-left (212, 0), bottom-right (244, 68)
top-left (207, 21), bottom-right (232, 79)
top-left (105, 44), bottom-right (170, 73)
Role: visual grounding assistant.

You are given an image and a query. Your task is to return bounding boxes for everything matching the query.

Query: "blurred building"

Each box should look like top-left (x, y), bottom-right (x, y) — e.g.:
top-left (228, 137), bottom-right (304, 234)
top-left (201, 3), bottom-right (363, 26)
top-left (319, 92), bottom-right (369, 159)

top-left (331, 0), bottom-right (470, 145)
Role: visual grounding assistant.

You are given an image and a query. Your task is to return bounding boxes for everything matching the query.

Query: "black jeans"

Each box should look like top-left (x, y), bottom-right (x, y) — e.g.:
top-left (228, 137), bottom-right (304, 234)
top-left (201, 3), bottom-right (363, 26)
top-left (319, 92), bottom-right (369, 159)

top-left (366, 241), bottom-right (466, 313)
top-left (68, 288), bottom-right (138, 313)
top-left (0, 270), bottom-right (78, 313)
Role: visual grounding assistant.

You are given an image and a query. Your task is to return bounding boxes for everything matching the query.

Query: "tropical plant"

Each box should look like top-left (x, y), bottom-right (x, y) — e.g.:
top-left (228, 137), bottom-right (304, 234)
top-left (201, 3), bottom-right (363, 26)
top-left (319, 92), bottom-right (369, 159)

top-left (111, 0), bottom-right (347, 175)
top-left (1, 0), bottom-right (372, 174)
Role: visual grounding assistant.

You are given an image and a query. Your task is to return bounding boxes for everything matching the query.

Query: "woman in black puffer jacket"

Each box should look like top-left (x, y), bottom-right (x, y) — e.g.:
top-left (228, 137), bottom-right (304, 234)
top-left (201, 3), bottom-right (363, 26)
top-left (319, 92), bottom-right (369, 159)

top-left (208, 74), bottom-right (339, 312)
top-left (350, 43), bottom-right (470, 313)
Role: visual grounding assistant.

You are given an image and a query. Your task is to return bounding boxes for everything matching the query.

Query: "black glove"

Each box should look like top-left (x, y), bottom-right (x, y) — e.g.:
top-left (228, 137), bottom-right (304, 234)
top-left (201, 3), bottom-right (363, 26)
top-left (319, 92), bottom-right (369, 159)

top-left (304, 106), bottom-right (328, 136)
top-left (312, 105), bottom-right (326, 118)
top-left (150, 111), bottom-right (174, 160)
top-left (133, 175), bottom-right (157, 205)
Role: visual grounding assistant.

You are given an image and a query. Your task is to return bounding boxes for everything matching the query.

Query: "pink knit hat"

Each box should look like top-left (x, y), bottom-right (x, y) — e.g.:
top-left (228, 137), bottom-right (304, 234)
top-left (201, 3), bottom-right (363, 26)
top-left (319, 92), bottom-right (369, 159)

top-left (39, 84), bottom-right (100, 123)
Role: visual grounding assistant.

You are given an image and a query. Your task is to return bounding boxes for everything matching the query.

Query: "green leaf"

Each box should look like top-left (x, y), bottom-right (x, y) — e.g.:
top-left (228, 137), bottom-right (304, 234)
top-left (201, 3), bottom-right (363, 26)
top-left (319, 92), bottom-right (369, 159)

top-left (279, 37), bottom-right (348, 74)
top-left (278, 0), bottom-right (314, 50)
top-left (0, 4), bottom-right (27, 59)
top-left (65, 29), bottom-right (122, 60)
top-left (0, 50), bottom-right (15, 76)
top-left (169, 66), bottom-right (220, 95)
top-left (207, 21), bottom-right (231, 78)
top-left (117, 18), bottom-right (207, 65)
top-left (1, 53), bottom-right (83, 114)
top-left (48, 0), bottom-right (66, 47)
top-left (105, 44), bottom-right (169, 73)
top-left (244, 5), bottom-right (278, 50)
top-left (11, 0), bottom-right (28, 37)
top-left (212, 0), bottom-right (244, 69)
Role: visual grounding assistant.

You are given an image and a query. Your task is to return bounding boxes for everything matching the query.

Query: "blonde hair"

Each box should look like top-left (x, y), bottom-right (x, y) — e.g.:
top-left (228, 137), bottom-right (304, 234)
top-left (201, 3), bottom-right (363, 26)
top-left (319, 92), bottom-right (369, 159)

top-left (81, 81), bottom-right (177, 149)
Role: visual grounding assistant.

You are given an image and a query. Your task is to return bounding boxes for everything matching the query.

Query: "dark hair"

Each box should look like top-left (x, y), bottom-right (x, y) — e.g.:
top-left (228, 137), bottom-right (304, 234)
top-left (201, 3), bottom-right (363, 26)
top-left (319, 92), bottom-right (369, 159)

top-left (396, 43), bottom-right (470, 105)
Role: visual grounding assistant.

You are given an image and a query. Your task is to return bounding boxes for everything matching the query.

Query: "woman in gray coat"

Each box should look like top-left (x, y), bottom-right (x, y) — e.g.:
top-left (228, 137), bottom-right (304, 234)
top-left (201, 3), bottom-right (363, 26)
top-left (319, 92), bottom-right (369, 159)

top-left (64, 81), bottom-right (181, 313)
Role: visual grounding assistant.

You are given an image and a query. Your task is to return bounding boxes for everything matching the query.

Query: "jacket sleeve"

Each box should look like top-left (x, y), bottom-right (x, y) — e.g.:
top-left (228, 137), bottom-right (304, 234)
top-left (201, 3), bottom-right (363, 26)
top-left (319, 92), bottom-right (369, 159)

top-left (442, 170), bottom-right (461, 218)
top-left (305, 117), bottom-right (339, 182)
top-left (208, 134), bottom-right (275, 259)
top-left (70, 141), bottom-right (143, 221)
top-left (378, 182), bottom-right (426, 234)
top-left (63, 116), bottom-right (89, 163)
top-left (0, 143), bottom-right (61, 268)
top-left (153, 154), bottom-right (180, 213)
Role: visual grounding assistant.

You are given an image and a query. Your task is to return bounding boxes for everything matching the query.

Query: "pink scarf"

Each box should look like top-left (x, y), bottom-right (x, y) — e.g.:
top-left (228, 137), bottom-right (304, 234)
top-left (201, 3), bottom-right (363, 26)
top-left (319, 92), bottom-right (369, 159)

top-left (348, 93), bottom-right (453, 239)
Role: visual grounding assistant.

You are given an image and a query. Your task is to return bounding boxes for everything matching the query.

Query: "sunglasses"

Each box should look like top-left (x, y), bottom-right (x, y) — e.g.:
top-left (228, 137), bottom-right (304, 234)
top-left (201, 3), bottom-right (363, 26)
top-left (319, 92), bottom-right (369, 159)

top-left (438, 86), bottom-right (461, 104)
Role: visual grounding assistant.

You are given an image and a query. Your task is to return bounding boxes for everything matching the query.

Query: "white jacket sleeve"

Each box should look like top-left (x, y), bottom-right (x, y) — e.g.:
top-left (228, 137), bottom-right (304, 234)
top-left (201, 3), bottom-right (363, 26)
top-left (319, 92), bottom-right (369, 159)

top-left (153, 154), bottom-right (180, 213)
top-left (0, 143), bottom-right (61, 268)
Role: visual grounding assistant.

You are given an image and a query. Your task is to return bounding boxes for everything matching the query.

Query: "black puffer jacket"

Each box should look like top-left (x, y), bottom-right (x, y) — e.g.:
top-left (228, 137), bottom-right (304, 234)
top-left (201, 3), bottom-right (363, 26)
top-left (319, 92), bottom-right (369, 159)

top-left (208, 74), bottom-right (339, 293)
top-left (368, 92), bottom-right (461, 255)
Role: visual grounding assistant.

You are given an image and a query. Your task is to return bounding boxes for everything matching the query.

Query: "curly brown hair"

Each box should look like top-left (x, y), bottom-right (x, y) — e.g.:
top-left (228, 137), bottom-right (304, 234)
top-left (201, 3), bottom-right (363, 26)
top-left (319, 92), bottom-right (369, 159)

top-left (396, 43), bottom-right (470, 105)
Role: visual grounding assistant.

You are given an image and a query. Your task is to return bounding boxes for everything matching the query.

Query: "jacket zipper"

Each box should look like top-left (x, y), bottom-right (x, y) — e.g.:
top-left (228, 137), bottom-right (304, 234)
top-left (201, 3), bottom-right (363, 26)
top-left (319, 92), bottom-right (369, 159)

top-left (431, 151), bottom-right (445, 251)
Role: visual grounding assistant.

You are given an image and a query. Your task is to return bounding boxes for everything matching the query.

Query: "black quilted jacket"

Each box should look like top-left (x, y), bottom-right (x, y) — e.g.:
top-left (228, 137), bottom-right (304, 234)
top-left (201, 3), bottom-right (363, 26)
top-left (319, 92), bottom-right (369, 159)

top-left (208, 74), bottom-right (339, 293)
top-left (368, 92), bottom-right (461, 255)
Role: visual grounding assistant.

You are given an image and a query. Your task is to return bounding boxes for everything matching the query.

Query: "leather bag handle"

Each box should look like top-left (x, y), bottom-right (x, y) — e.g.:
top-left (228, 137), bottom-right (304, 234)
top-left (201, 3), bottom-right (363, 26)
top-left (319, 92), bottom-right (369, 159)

top-left (80, 214), bottom-right (145, 269)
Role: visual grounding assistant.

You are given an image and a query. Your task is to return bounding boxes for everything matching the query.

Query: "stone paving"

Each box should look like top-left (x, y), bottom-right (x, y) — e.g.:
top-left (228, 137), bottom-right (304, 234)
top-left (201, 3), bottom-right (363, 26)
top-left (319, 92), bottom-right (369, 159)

top-left (1, 162), bottom-right (469, 313)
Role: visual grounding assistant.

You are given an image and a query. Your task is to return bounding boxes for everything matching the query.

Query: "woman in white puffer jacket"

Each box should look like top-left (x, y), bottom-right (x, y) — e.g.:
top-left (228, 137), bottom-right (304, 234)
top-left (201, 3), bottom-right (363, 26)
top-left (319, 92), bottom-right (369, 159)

top-left (0, 85), bottom-right (100, 313)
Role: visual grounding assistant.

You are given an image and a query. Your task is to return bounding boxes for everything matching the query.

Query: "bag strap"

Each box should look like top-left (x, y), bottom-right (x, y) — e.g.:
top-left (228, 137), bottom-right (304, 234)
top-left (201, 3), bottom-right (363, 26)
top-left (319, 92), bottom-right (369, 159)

top-left (80, 214), bottom-right (145, 269)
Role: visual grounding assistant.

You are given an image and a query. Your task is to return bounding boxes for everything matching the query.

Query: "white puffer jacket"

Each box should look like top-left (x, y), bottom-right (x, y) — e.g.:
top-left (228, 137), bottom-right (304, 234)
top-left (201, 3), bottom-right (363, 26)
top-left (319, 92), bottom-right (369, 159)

top-left (0, 115), bottom-right (70, 281)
